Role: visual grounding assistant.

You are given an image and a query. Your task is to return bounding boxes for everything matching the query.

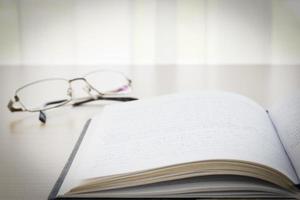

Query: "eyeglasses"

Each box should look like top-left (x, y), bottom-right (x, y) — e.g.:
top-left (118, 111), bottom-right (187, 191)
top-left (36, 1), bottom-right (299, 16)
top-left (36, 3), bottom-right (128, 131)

top-left (8, 70), bottom-right (138, 123)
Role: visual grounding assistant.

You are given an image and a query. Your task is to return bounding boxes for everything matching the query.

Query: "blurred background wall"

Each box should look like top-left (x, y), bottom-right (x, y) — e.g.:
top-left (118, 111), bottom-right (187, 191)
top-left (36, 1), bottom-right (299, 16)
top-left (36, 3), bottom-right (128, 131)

top-left (0, 0), bottom-right (300, 107)
top-left (1, 0), bottom-right (300, 66)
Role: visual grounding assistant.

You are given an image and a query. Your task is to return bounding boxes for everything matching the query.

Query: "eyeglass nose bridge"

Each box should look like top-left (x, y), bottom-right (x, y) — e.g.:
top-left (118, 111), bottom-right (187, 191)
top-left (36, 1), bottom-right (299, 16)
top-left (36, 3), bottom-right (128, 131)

top-left (68, 77), bottom-right (104, 97)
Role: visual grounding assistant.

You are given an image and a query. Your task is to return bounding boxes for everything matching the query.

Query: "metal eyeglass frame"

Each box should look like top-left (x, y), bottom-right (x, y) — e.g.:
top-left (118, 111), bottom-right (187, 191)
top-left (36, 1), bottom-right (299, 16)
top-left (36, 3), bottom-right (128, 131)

top-left (8, 70), bottom-right (138, 123)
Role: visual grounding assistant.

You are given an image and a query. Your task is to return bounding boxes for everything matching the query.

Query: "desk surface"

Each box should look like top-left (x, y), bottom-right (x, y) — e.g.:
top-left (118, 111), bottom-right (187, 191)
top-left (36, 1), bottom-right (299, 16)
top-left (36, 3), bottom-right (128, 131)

top-left (0, 65), bottom-right (299, 200)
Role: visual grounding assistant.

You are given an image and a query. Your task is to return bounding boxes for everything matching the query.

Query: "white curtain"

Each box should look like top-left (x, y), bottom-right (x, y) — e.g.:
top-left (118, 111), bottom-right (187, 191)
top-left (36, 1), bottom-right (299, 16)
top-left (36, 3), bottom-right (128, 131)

top-left (1, 0), bottom-right (300, 107)
top-left (1, 0), bottom-right (300, 66)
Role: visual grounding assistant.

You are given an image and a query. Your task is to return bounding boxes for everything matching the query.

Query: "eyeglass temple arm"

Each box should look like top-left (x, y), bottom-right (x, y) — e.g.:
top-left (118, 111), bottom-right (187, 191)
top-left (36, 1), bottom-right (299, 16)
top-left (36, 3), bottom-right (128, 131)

top-left (37, 97), bottom-right (138, 123)
top-left (43, 99), bottom-right (68, 106)
top-left (37, 99), bottom-right (69, 124)
top-left (72, 96), bottom-right (138, 106)
top-left (42, 96), bottom-right (138, 108)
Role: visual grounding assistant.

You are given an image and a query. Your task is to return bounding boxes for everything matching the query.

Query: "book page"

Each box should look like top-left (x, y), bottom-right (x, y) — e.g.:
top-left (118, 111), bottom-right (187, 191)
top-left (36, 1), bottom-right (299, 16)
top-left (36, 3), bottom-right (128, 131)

top-left (269, 94), bottom-right (300, 181)
top-left (59, 91), bottom-right (298, 195)
top-left (68, 176), bottom-right (291, 198)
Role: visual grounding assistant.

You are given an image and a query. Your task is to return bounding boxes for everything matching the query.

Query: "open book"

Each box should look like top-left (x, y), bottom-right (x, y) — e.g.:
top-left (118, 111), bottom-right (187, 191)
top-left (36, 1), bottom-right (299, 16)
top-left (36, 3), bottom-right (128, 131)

top-left (49, 91), bottom-right (300, 199)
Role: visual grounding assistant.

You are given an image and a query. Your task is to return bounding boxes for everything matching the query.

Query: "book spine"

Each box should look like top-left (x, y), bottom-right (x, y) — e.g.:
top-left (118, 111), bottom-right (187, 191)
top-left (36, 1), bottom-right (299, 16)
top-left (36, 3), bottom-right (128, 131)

top-left (48, 119), bottom-right (92, 200)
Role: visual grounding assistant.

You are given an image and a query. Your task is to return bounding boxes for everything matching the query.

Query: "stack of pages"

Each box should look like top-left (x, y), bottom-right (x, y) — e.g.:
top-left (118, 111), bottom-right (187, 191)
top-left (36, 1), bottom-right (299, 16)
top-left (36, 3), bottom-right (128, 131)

top-left (49, 91), bottom-right (300, 199)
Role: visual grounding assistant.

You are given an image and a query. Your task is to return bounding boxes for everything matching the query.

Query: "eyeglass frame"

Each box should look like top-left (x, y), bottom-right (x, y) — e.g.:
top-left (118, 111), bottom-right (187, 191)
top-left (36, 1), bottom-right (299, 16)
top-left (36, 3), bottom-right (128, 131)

top-left (8, 70), bottom-right (138, 115)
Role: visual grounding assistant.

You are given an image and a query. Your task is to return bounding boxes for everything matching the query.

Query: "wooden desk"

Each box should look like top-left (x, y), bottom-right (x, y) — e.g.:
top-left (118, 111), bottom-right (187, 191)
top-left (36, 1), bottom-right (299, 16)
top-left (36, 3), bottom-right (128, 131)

top-left (0, 65), bottom-right (299, 199)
